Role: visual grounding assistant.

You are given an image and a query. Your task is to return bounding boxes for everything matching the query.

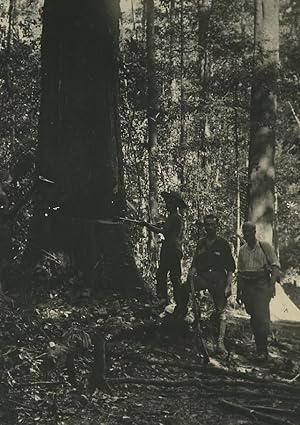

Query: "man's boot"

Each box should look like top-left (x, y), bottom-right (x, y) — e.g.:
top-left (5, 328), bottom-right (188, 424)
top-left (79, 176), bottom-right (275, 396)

top-left (215, 318), bottom-right (227, 355)
top-left (252, 318), bottom-right (269, 361)
top-left (255, 333), bottom-right (269, 361)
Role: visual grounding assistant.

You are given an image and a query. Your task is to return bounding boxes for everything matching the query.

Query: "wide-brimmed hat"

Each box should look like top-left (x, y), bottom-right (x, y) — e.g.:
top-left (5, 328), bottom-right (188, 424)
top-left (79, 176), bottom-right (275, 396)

top-left (161, 191), bottom-right (188, 209)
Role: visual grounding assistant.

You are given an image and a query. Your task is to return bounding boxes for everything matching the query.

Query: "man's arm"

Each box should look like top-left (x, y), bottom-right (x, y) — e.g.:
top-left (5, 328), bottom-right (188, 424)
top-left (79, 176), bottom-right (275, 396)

top-left (225, 271), bottom-right (233, 297)
top-left (223, 240), bottom-right (235, 297)
top-left (270, 266), bottom-right (279, 285)
top-left (188, 241), bottom-right (201, 279)
top-left (141, 214), bottom-right (181, 236)
top-left (261, 241), bottom-right (280, 268)
top-left (188, 266), bottom-right (197, 279)
top-left (236, 247), bottom-right (245, 304)
top-left (261, 241), bottom-right (280, 288)
top-left (236, 271), bottom-right (244, 304)
top-left (140, 221), bottom-right (163, 234)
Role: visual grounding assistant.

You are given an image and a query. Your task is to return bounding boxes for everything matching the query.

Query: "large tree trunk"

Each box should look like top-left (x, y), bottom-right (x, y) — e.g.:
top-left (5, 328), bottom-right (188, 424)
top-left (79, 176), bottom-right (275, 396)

top-left (26, 0), bottom-right (142, 295)
top-left (248, 0), bottom-right (279, 243)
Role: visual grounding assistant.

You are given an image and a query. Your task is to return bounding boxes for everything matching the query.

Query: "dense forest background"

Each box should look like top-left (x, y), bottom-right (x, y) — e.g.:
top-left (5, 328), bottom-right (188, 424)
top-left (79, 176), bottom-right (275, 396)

top-left (1, 4), bottom-right (300, 424)
top-left (0, 0), bottom-right (299, 292)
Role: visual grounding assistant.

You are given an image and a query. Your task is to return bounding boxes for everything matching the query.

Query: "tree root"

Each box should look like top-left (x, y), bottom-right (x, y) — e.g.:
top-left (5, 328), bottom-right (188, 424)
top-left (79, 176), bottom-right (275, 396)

top-left (246, 404), bottom-right (300, 417)
top-left (107, 372), bottom-right (300, 406)
top-left (200, 391), bottom-right (300, 403)
top-left (107, 377), bottom-right (207, 389)
top-left (128, 354), bottom-right (300, 393)
top-left (219, 399), bottom-right (295, 425)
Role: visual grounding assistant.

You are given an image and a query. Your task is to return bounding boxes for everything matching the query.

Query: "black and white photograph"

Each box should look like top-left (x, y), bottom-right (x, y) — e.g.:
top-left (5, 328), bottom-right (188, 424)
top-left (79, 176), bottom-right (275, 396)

top-left (0, 0), bottom-right (300, 424)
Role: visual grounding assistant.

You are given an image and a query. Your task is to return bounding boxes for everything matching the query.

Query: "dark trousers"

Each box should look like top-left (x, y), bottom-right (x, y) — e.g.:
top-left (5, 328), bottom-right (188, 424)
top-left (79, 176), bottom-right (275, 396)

top-left (240, 275), bottom-right (273, 354)
top-left (191, 271), bottom-right (227, 318)
top-left (156, 249), bottom-right (182, 303)
top-left (178, 271), bottom-right (227, 319)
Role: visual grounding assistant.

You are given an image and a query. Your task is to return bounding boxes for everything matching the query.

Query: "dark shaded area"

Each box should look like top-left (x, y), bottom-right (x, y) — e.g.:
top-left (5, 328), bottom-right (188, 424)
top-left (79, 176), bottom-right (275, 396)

top-left (23, 0), bottom-right (142, 294)
top-left (283, 282), bottom-right (300, 309)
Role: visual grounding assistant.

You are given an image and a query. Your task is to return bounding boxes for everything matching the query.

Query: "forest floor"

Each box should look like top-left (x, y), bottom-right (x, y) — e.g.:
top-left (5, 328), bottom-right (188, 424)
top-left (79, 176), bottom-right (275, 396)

top-left (1, 283), bottom-right (300, 425)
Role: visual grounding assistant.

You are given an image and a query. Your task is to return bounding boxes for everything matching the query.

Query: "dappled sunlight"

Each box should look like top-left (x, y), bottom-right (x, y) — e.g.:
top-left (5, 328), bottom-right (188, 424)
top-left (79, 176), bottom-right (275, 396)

top-left (257, 149), bottom-right (275, 179)
top-left (0, 0), bottom-right (299, 423)
top-left (255, 221), bottom-right (272, 244)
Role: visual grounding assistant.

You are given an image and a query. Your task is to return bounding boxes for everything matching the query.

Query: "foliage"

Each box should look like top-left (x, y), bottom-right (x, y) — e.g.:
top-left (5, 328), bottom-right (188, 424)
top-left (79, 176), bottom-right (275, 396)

top-left (0, 0), bottom-right (299, 284)
top-left (276, 149), bottom-right (300, 269)
top-left (119, 0), bottom-right (300, 270)
top-left (0, 0), bottom-right (41, 262)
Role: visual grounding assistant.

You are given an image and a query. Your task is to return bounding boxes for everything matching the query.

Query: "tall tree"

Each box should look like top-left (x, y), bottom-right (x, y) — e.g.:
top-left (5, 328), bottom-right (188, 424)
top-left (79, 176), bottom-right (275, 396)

top-left (196, 0), bottom-right (212, 169)
top-left (178, 0), bottom-right (185, 187)
top-left (248, 0), bottom-right (279, 243)
top-left (145, 0), bottom-right (159, 225)
top-left (27, 0), bottom-right (142, 294)
top-left (5, 0), bottom-right (16, 155)
top-left (169, 0), bottom-right (176, 101)
top-left (145, 0), bottom-right (159, 266)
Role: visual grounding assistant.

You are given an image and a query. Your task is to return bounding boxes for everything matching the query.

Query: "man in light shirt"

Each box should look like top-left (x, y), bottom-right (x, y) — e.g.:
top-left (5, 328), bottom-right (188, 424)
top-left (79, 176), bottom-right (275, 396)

top-left (237, 221), bottom-right (280, 361)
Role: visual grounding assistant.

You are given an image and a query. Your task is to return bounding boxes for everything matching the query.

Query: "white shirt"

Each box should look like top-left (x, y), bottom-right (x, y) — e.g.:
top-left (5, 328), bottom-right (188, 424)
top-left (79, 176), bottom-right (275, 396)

top-left (238, 241), bottom-right (280, 272)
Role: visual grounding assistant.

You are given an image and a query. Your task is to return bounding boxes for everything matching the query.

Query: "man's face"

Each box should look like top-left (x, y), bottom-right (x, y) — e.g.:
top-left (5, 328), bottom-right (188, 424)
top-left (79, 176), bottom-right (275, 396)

top-left (243, 228), bottom-right (256, 244)
top-left (204, 218), bottom-right (218, 236)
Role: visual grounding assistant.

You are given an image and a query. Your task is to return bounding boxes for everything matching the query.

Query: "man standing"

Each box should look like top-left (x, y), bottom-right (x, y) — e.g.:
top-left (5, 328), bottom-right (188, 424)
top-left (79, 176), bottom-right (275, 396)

top-left (179, 214), bottom-right (235, 354)
top-left (237, 221), bottom-right (280, 361)
top-left (140, 191), bottom-right (187, 307)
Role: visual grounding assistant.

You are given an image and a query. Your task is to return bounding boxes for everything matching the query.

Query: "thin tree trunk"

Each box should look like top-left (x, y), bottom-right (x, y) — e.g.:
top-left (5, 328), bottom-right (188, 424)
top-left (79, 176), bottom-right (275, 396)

top-left (130, 0), bottom-right (139, 42)
top-left (145, 0), bottom-right (159, 269)
top-left (146, 0), bottom-right (158, 225)
top-left (234, 85), bottom-right (241, 257)
top-left (5, 0), bottom-right (16, 155)
top-left (196, 0), bottom-right (212, 169)
top-left (142, 0), bottom-right (147, 45)
top-left (248, 0), bottom-right (279, 243)
top-left (169, 0), bottom-right (177, 101)
top-left (274, 186), bottom-right (279, 259)
top-left (6, 0), bottom-right (15, 55)
top-left (178, 0), bottom-right (185, 187)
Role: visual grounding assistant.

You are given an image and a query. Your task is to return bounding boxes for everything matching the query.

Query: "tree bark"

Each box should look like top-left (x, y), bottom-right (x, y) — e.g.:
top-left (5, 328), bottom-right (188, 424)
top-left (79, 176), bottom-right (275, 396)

top-left (248, 0), bottom-right (279, 243)
top-left (5, 0), bottom-right (16, 155)
top-left (178, 0), bottom-right (185, 187)
top-left (145, 0), bottom-right (158, 222)
top-left (145, 0), bottom-right (159, 225)
top-left (169, 0), bottom-right (177, 101)
top-left (26, 0), bottom-right (142, 294)
top-left (196, 0), bottom-right (212, 170)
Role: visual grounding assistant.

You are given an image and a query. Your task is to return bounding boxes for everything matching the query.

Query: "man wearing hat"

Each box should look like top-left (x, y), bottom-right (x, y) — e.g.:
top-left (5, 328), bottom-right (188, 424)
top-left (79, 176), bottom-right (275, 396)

top-left (237, 221), bottom-right (280, 361)
top-left (178, 214), bottom-right (235, 354)
top-left (140, 191), bottom-right (187, 307)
